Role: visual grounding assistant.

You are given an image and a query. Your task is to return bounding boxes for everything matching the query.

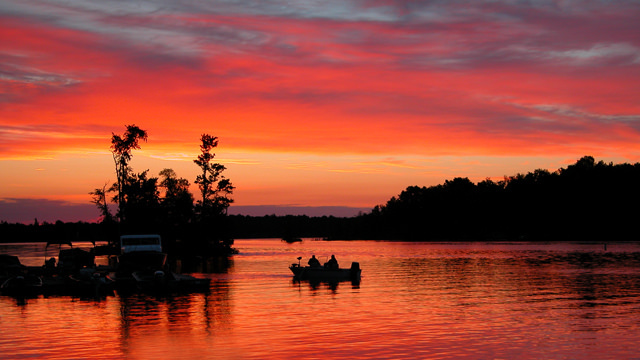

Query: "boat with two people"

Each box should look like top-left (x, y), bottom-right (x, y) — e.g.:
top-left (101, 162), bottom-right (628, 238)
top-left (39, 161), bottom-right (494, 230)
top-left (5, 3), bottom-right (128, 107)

top-left (289, 255), bottom-right (361, 282)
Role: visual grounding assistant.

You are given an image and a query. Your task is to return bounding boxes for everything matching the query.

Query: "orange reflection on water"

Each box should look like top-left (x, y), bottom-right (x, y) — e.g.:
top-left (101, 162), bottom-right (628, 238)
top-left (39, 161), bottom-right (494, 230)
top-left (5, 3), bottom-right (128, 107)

top-left (0, 296), bottom-right (122, 360)
top-left (2, 240), bottom-right (640, 359)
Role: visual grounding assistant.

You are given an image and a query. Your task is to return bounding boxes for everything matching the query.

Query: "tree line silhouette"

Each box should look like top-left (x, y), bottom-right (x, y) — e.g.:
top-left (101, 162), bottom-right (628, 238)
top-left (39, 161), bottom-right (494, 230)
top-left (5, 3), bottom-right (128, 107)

top-left (229, 155), bottom-right (640, 241)
top-left (354, 155), bottom-right (640, 241)
top-left (2, 155), bottom-right (639, 243)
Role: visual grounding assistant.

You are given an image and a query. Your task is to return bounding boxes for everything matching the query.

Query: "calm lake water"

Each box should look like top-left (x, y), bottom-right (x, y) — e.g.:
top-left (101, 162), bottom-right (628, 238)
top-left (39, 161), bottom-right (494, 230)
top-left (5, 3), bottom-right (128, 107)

top-left (2, 239), bottom-right (640, 359)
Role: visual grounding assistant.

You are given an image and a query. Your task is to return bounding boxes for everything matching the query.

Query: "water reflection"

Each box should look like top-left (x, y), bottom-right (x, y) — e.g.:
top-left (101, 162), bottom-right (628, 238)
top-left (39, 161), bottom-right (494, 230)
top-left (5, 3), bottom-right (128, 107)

top-left (170, 255), bottom-right (234, 274)
top-left (387, 247), bottom-right (640, 345)
top-left (2, 240), bottom-right (640, 359)
top-left (117, 277), bottom-right (232, 359)
top-left (118, 279), bottom-right (232, 332)
top-left (292, 278), bottom-right (361, 292)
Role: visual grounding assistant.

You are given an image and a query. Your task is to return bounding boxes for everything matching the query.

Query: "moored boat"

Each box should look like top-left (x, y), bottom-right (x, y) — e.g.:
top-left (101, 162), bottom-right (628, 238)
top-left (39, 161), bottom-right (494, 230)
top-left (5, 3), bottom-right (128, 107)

top-left (0, 254), bottom-right (26, 284)
top-left (132, 269), bottom-right (211, 293)
top-left (113, 234), bottom-right (210, 294)
top-left (66, 268), bottom-right (115, 297)
top-left (1, 274), bottom-right (43, 297)
top-left (57, 247), bottom-right (95, 273)
top-left (132, 269), bottom-right (175, 292)
top-left (116, 235), bottom-right (167, 274)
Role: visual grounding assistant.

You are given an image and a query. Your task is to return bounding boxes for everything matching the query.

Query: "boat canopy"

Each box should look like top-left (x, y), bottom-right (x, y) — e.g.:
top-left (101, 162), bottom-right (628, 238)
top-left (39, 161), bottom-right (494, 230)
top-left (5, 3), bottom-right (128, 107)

top-left (45, 239), bottom-right (73, 248)
top-left (120, 235), bottom-right (162, 254)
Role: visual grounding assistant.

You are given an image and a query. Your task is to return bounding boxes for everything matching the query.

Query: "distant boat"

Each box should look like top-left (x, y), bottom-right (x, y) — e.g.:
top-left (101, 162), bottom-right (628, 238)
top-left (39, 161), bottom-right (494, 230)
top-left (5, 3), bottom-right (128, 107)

top-left (289, 258), bottom-right (361, 282)
top-left (282, 237), bottom-right (302, 243)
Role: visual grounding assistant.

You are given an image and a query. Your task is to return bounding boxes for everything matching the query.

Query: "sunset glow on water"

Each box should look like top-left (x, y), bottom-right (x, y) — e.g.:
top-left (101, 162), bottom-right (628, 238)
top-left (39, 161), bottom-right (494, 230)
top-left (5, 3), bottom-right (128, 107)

top-left (2, 239), bottom-right (640, 359)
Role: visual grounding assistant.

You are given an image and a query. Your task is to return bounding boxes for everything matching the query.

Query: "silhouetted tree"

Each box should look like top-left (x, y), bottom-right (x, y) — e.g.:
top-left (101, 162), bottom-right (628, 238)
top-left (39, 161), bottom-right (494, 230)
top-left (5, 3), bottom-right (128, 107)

top-left (110, 125), bottom-right (148, 223)
top-left (89, 183), bottom-right (114, 223)
top-left (159, 168), bottom-right (194, 230)
top-left (187, 134), bottom-right (236, 254)
top-left (119, 170), bottom-right (160, 233)
top-left (193, 134), bottom-right (234, 220)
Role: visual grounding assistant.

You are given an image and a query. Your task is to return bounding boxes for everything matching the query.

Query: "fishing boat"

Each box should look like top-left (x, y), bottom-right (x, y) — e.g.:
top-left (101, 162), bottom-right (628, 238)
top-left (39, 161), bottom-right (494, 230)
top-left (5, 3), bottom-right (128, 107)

top-left (289, 257), bottom-right (361, 282)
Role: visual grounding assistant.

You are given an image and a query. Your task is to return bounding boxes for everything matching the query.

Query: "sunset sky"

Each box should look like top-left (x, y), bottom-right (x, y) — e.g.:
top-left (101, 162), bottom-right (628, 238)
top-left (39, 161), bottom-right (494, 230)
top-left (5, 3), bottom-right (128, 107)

top-left (1, 1), bottom-right (640, 223)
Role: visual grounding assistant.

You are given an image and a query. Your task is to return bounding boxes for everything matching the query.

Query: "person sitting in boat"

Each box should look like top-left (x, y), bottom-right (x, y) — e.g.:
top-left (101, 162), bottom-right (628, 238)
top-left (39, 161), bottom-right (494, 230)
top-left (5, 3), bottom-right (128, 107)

top-left (308, 255), bottom-right (321, 268)
top-left (44, 257), bottom-right (56, 269)
top-left (325, 255), bottom-right (339, 269)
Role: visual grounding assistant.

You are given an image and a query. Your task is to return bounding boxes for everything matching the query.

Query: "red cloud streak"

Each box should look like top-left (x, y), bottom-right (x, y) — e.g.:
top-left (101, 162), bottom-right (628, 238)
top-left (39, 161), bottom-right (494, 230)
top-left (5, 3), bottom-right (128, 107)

top-left (1, 1), bottom-right (639, 220)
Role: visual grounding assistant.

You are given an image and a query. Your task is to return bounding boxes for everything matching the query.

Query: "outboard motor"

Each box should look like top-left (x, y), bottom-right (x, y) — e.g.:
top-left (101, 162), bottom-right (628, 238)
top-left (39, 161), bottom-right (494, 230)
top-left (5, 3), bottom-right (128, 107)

top-left (154, 270), bottom-right (166, 285)
top-left (349, 262), bottom-right (361, 281)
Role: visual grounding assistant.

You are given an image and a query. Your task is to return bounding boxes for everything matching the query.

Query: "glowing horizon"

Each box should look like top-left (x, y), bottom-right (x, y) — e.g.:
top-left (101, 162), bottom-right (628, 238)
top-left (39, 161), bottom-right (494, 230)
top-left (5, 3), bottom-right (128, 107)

top-left (1, 1), bottom-right (640, 222)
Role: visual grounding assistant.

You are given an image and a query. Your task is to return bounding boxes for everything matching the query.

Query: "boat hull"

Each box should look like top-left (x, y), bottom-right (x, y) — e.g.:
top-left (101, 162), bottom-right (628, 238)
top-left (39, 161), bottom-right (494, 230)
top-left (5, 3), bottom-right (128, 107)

top-left (132, 270), bottom-right (211, 293)
top-left (290, 263), bottom-right (361, 282)
top-left (1, 275), bottom-right (43, 297)
top-left (117, 251), bottom-right (167, 273)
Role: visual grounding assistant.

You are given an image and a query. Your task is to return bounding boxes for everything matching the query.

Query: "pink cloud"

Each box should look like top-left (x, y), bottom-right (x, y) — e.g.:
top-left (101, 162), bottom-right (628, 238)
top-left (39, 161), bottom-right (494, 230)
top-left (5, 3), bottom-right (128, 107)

top-left (1, 1), bottom-right (639, 221)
